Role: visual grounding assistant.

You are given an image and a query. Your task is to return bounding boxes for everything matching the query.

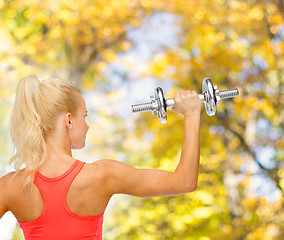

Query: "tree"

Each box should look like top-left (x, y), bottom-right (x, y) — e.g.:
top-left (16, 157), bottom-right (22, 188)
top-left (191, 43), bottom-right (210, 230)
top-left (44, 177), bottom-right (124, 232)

top-left (105, 0), bottom-right (284, 239)
top-left (0, 0), bottom-right (283, 239)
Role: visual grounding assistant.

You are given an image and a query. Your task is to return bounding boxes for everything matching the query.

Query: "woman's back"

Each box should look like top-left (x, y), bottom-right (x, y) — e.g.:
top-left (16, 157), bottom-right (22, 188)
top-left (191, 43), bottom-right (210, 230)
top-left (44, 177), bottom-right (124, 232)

top-left (3, 158), bottom-right (109, 239)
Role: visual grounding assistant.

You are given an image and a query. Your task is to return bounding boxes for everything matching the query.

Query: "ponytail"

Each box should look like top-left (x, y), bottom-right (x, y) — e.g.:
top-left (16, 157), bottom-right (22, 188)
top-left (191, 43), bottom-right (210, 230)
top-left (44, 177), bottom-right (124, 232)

top-left (9, 75), bottom-right (80, 186)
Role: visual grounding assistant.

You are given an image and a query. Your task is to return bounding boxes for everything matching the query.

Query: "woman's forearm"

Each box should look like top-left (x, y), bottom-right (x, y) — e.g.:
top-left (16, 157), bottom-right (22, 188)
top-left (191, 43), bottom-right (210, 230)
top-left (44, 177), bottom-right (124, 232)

top-left (173, 114), bottom-right (200, 192)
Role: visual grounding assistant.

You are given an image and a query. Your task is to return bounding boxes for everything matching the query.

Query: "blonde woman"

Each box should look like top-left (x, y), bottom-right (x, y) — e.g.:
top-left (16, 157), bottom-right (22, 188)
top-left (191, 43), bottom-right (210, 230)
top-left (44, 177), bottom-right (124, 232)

top-left (0, 75), bottom-right (201, 239)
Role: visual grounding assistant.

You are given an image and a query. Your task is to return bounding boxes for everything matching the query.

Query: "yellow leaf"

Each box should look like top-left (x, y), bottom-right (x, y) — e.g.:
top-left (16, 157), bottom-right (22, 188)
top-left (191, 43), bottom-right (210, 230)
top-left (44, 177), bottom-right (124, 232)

top-left (248, 7), bottom-right (264, 21)
top-left (194, 190), bottom-right (214, 205)
top-left (191, 207), bottom-right (213, 219)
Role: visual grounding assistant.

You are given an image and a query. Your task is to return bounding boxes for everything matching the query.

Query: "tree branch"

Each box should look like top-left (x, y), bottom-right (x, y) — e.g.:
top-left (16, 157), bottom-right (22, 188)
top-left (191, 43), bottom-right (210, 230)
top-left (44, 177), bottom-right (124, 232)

top-left (229, 127), bottom-right (284, 196)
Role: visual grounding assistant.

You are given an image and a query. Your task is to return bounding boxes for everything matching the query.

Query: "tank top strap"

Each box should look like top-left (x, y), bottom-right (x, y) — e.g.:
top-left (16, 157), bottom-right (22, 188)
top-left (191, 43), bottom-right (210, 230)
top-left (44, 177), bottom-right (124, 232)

top-left (61, 160), bottom-right (85, 183)
top-left (60, 160), bottom-right (86, 200)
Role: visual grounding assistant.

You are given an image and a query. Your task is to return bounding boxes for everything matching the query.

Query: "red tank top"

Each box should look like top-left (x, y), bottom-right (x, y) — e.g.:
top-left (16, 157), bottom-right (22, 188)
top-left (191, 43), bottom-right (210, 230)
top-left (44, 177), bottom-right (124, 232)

top-left (18, 160), bottom-right (104, 240)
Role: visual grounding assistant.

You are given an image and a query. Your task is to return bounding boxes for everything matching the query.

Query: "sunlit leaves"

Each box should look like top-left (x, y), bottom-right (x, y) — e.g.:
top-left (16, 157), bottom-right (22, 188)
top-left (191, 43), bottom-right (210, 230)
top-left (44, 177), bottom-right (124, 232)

top-left (0, 0), bottom-right (283, 239)
top-left (106, 0), bottom-right (284, 239)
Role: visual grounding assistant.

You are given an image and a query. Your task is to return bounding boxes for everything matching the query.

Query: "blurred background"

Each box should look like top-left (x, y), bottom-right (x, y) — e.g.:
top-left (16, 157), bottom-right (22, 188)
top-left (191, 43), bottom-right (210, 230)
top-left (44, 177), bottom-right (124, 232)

top-left (0, 0), bottom-right (283, 239)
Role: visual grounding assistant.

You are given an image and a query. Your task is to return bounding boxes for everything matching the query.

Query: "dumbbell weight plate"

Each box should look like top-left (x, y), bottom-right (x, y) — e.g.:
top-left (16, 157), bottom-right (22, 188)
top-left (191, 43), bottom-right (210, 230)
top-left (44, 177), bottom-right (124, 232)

top-left (155, 87), bottom-right (167, 124)
top-left (202, 77), bottom-right (216, 116)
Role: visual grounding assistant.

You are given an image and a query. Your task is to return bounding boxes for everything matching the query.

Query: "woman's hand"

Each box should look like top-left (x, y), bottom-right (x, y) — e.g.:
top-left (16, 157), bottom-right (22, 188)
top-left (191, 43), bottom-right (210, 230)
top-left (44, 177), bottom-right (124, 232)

top-left (172, 90), bottom-right (201, 117)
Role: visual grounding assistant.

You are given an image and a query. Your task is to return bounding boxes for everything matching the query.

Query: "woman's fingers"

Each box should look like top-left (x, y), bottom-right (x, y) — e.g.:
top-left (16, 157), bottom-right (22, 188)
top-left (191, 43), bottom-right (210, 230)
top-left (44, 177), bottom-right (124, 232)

top-left (172, 90), bottom-right (201, 116)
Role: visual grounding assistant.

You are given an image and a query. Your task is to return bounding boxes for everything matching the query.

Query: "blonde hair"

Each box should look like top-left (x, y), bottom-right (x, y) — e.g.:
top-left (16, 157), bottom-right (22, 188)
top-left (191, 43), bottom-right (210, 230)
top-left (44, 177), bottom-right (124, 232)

top-left (9, 75), bottom-right (81, 185)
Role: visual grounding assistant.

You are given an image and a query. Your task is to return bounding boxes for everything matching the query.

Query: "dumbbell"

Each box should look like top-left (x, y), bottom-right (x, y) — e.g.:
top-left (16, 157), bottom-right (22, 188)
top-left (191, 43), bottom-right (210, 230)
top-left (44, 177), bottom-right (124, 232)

top-left (131, 77), bottom-right (239, 123)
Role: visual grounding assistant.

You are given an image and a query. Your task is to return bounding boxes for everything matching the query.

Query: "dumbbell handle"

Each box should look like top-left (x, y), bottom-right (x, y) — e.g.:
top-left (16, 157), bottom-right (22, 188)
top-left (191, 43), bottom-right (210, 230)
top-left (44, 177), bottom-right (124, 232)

top-left (165, 94), bottom-right (204, 108)
top-left (165, 88), bottom-right (239, 108)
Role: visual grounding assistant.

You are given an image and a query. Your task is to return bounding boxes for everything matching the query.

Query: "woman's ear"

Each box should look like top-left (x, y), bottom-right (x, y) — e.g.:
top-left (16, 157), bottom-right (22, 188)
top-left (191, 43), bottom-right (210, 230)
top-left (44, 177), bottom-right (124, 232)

top-left (65, 113), bottom-right (72, 129)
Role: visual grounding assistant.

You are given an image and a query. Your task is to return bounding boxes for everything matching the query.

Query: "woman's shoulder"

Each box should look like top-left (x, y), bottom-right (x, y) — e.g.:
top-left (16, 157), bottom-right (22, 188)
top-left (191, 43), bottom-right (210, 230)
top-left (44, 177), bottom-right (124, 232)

top-left (82, 159), bottom-right (118, 181)
top-left (0, 170), bottom-right (26, 196)
top-left (0, 170), bottom-right (26, 184)
top-left (88, 159), bottom-right (120, 175)
top-left (89, 159), bottom-right (122, 168)
top-left (78, 160), bottom-right (109, 182)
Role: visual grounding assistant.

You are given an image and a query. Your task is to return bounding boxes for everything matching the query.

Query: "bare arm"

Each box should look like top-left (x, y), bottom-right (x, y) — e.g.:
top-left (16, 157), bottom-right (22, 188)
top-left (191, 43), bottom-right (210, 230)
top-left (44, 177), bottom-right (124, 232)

top-left (99, 90), bottom-right (201, 198)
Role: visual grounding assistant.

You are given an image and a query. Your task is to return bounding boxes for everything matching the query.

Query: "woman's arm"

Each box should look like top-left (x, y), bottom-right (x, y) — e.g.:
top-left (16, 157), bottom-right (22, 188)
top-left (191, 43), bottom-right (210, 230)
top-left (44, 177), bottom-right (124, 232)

top-left (99, 90), bottom-right (201, 198)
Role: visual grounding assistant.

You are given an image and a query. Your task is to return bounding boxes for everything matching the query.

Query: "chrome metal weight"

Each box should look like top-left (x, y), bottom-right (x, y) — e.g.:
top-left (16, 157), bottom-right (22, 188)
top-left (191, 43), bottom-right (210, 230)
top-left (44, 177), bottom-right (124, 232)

top-left (131, 77), bottom-right (239, 123)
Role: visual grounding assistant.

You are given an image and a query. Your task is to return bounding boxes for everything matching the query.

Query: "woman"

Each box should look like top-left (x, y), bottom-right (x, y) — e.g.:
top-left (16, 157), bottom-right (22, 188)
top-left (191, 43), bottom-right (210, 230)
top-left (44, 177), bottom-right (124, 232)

top-left (0, 75), bottom-right (201, 239)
